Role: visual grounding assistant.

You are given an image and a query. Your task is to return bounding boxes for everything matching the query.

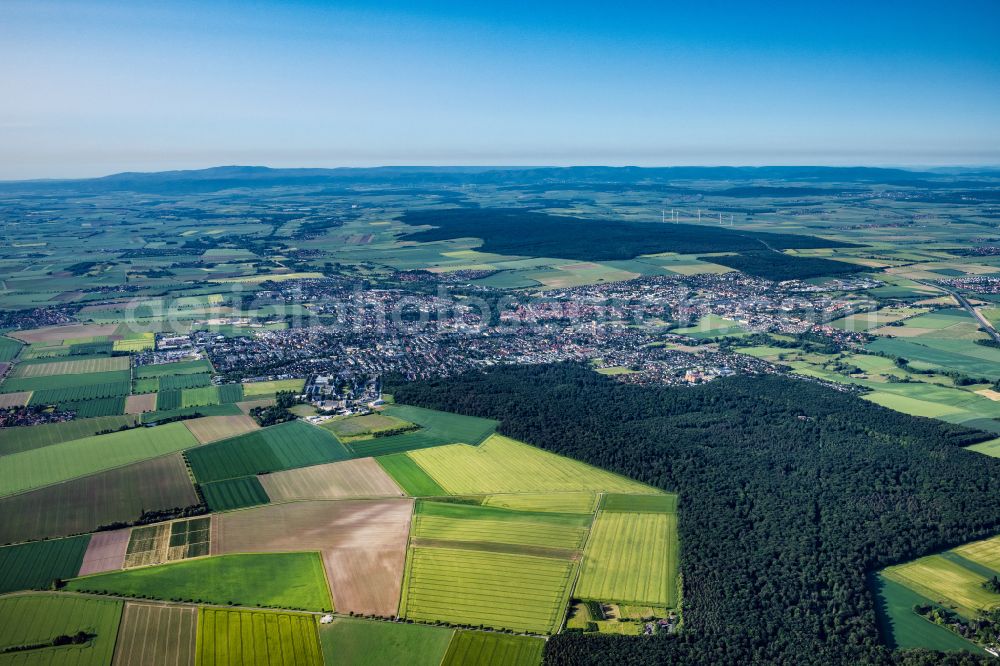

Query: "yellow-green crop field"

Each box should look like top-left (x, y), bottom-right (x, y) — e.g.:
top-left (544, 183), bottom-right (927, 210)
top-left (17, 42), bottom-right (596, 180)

top-left (407, 435), bottom-right (657, 495)
top-left (482, 491), bottom-right (598, 514)
top-left (242, 379), bottom-right (306, 397)
top-left (10, 355), bottom-right (130, 378)
top-left (882, 554), bottom-right (1000, 618)
top-left (400, 546), bottom-right (575, 634)
top-left (575, 511), bottom-right (679, 606)
top-left (195, 607), bottom-right (323, 666)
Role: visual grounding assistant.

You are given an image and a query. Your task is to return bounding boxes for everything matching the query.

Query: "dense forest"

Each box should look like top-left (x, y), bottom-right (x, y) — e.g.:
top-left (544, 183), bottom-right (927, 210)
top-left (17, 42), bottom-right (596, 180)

top-left (388, 364), bottom-right (1000, 665)
top-left (399, 208), bottom-right (851, 262)
top-left (704, 249), bottom-right (867, 280)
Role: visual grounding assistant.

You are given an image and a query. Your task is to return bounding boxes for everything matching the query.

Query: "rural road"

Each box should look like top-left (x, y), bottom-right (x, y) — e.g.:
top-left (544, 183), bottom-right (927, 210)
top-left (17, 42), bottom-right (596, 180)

top-left (916, 279), bottom-right (1000, 344)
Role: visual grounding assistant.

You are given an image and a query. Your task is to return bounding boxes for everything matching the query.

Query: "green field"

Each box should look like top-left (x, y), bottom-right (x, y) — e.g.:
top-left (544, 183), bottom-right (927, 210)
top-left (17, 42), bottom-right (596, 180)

top-left (2, 370), bottom-right (131, 394)
top-left (440, 631), bottom-right (545, 666)
top-left (242, 379), bottom-right (305, 397)
top-left (318, 618), bottom-right (454, 666)
top-left (0, 593), bottom-right (124, 666)
top-left (0, 422), bottom-right (199, 498)
top-left (482, 492), bottom-right (599, 514)
top-left (413, 500), bottom-right (591, 551)
top-left (407, 435), bottom-right (658, 495)
top-left (67, 552), bottom-right (333, 611)
top-left (159, 372), bottom-right (212, 391)
top-left (884, 556), bottom-right (997, 620)
top-left (375, 454), bottom-right (447, 496)
top-left (602, 493), bottom-right (678, 513)
top-left (575, 511), bottom-right (679, 606)
top-left (141, 403), bottom-right (243, 423)
top-left (873, 574), bottom-right (986, 653)
top-left (400, 546), bottom-right (575, 634)
top-left (186, 420), bottom-right (351, 483)
top-left (200, 476), bottom-right (270, 511)
top-left (196, 608), bottom-right (323, 666)
top-left (0, 336), bottom-right (23, 361)
top-left (135, 359), bottom-right (213, 378)
top-left (181, 385), bottom-right (221, 407)
top-left (0, 415), bottom-right (138, 456)
top-left (342, 405), bottom-right (499, 457)
top-left (0, 454), bottom-right (198, 545)
top-left (323, 413), bottom-right (413, 439)
top-left (0, 536), bottom-right (90, 593)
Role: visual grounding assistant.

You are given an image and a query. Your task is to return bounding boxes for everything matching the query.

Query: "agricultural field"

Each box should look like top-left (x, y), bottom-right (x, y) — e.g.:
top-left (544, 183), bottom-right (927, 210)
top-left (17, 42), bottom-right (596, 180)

top-left (78, 528), bottom-right (131, 575)
top-left (575, 507), bottom-right (680, 606)
top-left (399, 546), bottom-right (575, 634)
top-left (0, 421), bottom-right (199, 498)
top-left (8, 355), bottom-right (129, 378)
top-left (183, 414), bottom-right (259, 444)
top-left (242, 379), bottom-right (306, 397)
top-left (411, 500), bottom-right (591, 551)
top-left (259, 457), bottom-right (404, 502)
top-left (5, 371), bottom-right (131, 395)
top-left (0, 593), bottom-right (124, 666)
top-left (318, 618), bottom-right (454, 666)
top-left (67, 552), bottom-right (332, 611)
top-left (406, 434), bottom-right (659, 495)
top-left (200, 476), bottom-right (270, 511)
top-left (0, 454), bottom-right (198, 545)
top-left (0, 414), bottom-right (138, 456)
top-left (882, 553), bottom-right (1000, 619)
top-left (135, 359), bottom-right (213, 378)
top-left (211, 499), bottom-right (413, 616)
top-left (113, 602), bottom-right (197, 666)
top-left (186, 420), bottom-right (350, 483)
top-left (124, 393), bottom-right (157, 414)
top-left (123, 516), bottom-right (211, 568)
top-left (322, 413), bottom-right (413, 439)
top-left (375, 454), bottom-right (446, 496)
top-left (482, 491), bottom-right (599, 514)
top-left (339, 405), bottom-right (498, 457)
top-left (873, 575), bottom-right (985, 653)
top-left (440, 631), bottom-right (545, 666)
top-left (196, 608), bottom-right (323, 666)
top-left (0, 535), bottom-right (90, 593)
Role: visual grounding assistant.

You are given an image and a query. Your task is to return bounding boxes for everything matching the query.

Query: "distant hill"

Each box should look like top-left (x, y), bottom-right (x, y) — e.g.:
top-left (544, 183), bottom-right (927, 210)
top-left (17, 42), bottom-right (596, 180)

top-left (1, 165), bottom-right (998, 195)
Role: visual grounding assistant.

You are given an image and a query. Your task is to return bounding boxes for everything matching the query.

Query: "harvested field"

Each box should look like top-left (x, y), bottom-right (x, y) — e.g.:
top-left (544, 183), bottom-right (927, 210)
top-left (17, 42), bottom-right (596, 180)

top-left (0, 390), bottom-right (30, 408)
top-left (79, 528), bottom-right (131, 575)
top-left (0, 535), bottom-right (90, 593)
top-left (113, 602), bottom-right (197, 666)
top-left (196, 608), bottom-right (323, 666)
top-left (183, 414), bottom-right (259, 444)
top-left (407, 435), bottom-right (658, 495)
top-left (212, 499), bottom-right (413, 616)
top-left (0, 421), bottom-right (199, 498)
top-left (0, 453), bottom-right (198, 545)
top-left (323, 413), bottom-right (413, 439)
top-left (124, 393), bottom-right (158, 414)
top-left (236, 398), bottom-right (274, 414)
top-left (10, 355), bottom-right (129, 378)
top-left (200, 476), bottom-right (270, 511)
top-left (400, 546), bottom-right (575, 634)
top-left (0, 593), bottom-right (123, 666)
top-left (10, 323), bottom-right (119, 343)
top-left (260, 458), bottom-right (404, 502)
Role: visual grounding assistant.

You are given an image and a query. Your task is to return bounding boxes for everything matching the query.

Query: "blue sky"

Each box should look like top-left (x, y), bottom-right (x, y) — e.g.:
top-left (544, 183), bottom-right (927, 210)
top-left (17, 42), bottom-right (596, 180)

top-left (1, 0), bottom-right (998, 178)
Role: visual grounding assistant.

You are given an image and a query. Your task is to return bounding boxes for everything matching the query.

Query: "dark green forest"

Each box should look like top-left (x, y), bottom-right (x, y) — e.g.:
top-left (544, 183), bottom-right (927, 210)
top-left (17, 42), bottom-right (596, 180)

top-left (399, 208), bottom-right (851, 262)
top-left (388, 364), bottom-right (1000, 665)
top-left (703, 249), bottom-right (866, 281)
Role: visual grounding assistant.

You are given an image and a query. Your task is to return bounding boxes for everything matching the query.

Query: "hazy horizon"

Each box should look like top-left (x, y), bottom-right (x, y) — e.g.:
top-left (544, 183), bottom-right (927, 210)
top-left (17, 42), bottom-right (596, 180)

top-left (2, 0), bottom-right (999, 179)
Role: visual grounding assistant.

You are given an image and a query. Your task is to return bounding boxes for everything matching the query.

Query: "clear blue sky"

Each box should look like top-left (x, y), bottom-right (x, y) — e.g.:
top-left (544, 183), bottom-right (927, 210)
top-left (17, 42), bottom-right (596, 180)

top-left (2, 0), bottom-right (998, 178)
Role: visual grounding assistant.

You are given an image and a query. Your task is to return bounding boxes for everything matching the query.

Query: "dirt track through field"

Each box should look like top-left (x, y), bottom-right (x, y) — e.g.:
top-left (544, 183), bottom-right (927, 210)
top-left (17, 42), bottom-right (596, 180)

top-left (211, 499), bottom-right (413, 616)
